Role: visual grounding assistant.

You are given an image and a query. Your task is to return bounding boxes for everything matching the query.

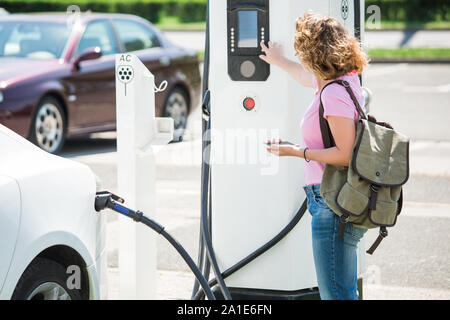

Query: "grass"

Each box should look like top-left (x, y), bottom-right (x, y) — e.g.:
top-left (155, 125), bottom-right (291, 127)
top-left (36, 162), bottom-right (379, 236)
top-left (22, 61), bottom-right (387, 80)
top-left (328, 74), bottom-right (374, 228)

top-left (368, 48), bottom-right (450, 61)
top-left (375, 20), bottom-right (450, 30)
top-left (155, 16), bottom-right (450, 31)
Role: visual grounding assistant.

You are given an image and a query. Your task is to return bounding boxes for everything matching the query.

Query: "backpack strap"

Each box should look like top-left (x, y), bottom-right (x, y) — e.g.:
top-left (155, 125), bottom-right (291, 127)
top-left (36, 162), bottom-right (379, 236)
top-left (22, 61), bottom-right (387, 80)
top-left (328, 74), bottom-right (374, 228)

top-left (319, 79), bottom-right (367, 149)
top-left (366, 226), bottom-right (388, 255)
top-left (365, 189), bottom-right (403, 254)
top-left (319, 80), bottom-right (368, 241)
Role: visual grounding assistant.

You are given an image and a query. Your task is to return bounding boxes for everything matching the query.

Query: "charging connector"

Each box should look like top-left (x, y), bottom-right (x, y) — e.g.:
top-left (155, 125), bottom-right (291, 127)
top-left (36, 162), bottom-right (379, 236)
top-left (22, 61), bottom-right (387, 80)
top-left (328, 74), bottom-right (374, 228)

top-left (94, 191), bottom-right (216, 300)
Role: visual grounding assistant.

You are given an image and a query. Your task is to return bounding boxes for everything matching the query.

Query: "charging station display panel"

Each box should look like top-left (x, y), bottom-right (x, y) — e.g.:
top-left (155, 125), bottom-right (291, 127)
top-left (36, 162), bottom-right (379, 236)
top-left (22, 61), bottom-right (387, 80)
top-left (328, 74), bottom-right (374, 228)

top-left (227, 0), bottom-right (270, 81)
top-left (238, 11), bottom-right (258, 48)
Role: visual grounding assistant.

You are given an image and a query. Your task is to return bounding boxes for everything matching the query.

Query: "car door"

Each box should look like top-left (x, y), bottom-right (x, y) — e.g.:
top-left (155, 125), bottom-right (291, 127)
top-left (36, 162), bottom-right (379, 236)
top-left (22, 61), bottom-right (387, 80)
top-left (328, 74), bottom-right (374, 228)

top-left (65, 19), bottom-right (119, 130)
top-left (0, 175), bottom-right (21, 291)
top-left (111, 18), bottom-right (170, 115)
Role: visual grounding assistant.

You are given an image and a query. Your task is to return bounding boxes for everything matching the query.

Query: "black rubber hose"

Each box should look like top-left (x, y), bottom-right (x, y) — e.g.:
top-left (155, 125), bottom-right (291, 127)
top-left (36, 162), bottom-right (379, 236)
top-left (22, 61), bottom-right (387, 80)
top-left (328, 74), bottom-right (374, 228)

top-left (202, 0), bottom-right (213, 294)
top-left (199, 169), bottom-right (213, 291)
top-left (191, 119), bottom-right (209, 299)
top-left (191, 0), bottom-right (215, 299)
top-left (139, 216), bottom-right (216, 300)
top-left (193, 198), bottom-right (307, 300)
top-left (198, 116), bottom-right (232, 300)
top-left (205, 174), bottom-right (213, 281)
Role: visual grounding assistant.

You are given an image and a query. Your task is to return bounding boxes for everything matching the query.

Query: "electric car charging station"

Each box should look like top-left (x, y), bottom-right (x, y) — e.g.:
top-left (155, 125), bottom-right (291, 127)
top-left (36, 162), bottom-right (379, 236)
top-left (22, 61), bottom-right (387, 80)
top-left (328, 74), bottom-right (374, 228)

top-left (199, 0), bottom-right (366, 299)
top-left (95, 0), bottom-right (369, 301)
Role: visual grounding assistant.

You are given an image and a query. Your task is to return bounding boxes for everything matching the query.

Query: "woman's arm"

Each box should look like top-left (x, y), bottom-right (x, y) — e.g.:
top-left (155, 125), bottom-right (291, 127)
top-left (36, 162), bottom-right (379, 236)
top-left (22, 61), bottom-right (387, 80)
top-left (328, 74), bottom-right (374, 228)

top-left (259, 41), bottom-right (314, 88)
top-left (267, 116), bottom-right (356, 166)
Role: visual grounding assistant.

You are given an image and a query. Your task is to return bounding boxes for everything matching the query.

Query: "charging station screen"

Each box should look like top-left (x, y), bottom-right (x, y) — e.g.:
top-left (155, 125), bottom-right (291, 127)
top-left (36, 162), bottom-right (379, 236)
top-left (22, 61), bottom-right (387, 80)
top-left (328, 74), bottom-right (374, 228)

top-left (237, 10), bottom-right (258, 48)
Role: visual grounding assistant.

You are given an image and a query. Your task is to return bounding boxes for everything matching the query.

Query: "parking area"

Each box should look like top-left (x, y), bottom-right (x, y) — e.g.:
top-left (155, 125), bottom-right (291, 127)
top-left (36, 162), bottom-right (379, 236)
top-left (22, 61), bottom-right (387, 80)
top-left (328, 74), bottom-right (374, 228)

top-left (64, 63), bottom-right (450, 300)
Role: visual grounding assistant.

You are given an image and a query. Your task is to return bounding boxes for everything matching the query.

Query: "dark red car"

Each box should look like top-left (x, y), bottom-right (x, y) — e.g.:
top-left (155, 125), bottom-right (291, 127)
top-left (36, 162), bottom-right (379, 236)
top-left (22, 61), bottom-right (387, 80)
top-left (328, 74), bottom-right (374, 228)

top-left (0, 13), bottom-right (201, 153)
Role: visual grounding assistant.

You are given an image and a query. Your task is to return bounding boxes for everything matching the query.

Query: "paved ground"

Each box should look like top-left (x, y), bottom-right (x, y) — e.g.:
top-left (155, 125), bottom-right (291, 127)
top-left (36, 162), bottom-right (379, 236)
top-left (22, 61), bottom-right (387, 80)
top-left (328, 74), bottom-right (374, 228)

top-left (63, 63), bottom-right (450, 300)
top-left (163, 30), bottom-right (450, 52)
top-left (363, 30), bottom-right (450, 49)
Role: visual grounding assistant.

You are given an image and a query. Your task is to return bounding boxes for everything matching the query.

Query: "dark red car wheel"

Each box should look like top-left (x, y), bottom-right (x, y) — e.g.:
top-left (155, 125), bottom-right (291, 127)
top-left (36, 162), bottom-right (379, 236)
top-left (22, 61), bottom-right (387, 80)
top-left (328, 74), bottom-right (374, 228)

top-left (163, 87), bottom-right (189, 142)
top-left (29, 96), bottom-right (67, 154)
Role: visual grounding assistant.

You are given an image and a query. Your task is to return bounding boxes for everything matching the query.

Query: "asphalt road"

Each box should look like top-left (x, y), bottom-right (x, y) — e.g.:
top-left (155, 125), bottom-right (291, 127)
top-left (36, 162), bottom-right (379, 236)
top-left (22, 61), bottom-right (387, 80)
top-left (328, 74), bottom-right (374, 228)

top-left (63, 63), bottom-right (450, 300)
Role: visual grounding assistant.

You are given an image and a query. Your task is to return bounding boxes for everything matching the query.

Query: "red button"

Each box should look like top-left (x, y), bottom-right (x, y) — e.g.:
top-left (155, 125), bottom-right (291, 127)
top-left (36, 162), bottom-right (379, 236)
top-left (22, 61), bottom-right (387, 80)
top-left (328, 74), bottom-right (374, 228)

top-left (243, 97), bottom-right (255, 110)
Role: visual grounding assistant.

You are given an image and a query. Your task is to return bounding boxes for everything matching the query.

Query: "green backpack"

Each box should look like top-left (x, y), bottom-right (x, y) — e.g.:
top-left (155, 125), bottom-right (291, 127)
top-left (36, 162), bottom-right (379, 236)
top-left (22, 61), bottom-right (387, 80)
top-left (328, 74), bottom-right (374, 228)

top-left (318, 80), bottom-right (410, 254)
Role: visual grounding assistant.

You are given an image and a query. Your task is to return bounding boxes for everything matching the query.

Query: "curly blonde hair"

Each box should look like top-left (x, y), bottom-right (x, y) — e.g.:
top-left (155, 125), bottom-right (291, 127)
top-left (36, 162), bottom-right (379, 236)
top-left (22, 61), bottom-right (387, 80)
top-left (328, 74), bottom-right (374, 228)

top-left (294, 12), bottom-right (368, 80)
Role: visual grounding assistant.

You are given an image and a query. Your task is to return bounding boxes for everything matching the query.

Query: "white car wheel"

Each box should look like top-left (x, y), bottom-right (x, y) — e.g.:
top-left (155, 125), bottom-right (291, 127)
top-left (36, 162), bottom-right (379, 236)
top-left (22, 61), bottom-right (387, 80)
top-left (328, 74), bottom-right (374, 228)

top-left (12, 257), bottom-right (82, 300)
top-left (26, 282), bottom-right (71, 300)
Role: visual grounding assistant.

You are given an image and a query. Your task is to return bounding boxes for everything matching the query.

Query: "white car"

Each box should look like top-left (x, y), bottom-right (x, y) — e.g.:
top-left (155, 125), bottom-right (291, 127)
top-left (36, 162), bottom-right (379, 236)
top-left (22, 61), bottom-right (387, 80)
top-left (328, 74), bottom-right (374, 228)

top-left (0, 124), bottom-right (107, 300)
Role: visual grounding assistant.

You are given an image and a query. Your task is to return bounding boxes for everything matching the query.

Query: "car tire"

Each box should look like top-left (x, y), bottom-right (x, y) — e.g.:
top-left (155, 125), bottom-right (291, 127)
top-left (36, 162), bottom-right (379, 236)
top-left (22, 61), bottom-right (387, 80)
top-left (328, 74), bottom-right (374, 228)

top-left (29, 96), bottom-right (66, 154)
top-left (163, 87), bottom-right (189, 142)
top-left (11, 257), bottom-right (82, 300)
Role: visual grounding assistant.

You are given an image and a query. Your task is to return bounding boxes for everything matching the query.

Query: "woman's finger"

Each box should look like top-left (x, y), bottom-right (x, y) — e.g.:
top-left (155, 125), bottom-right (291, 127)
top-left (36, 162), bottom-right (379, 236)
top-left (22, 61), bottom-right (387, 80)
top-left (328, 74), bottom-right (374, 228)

top-left (260, 41), bottom-right (268, 52)
top-left (271, 138), bottom-right (282, 144)
top-left (268, 41), bottom-right (274, 48)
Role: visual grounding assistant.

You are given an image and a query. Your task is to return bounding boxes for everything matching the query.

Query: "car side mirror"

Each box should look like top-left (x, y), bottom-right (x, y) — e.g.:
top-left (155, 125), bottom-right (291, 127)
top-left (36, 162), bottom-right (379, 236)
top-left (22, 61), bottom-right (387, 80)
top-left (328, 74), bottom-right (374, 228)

top-left (72, 47), bottom-right (102, 72)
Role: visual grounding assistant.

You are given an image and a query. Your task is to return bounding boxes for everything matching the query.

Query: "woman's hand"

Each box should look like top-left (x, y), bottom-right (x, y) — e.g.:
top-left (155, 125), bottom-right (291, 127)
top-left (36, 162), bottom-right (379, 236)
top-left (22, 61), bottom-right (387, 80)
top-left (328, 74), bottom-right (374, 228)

top-left (259, 41), bottom-right (315, 88)
top-left (259, 41), bottom-right (285, 67)
top-left (266, 139), bottom-right (302, 157)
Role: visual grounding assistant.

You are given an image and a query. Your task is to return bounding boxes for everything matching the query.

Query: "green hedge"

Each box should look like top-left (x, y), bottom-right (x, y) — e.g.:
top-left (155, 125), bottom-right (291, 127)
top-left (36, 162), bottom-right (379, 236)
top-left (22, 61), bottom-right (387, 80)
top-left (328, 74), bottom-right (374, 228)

top-left (0, 0), bottom-right (208, 24)
top-left (0, 0), bottom-right (448, 25)
top-left (177, 3), bottom-right (206, 22)
top-left (114, 2), bottom-right (163, 23)
top-left (365, 0), bottom-right (449, 22)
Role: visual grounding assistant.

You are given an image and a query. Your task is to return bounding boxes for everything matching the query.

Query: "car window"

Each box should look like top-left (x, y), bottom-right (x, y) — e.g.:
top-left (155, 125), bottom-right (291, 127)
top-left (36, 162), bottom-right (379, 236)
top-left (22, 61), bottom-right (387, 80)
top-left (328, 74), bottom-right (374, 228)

top-left (75, 20), bottom-right (118, 56)
top-left (113, 19), bottom-right (160, 52)
top-left (0, 22), bottom-right (70, 59)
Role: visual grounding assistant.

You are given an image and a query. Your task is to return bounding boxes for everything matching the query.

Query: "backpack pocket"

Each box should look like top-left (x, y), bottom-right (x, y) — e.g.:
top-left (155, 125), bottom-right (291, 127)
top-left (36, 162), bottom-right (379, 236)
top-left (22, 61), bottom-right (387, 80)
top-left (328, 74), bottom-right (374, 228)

top-left (369, 200), bottom-right (399, 226)
top-left (336, 181), bottom-right (400, 227)
top-left (336, 182), bottom-right (369, 217)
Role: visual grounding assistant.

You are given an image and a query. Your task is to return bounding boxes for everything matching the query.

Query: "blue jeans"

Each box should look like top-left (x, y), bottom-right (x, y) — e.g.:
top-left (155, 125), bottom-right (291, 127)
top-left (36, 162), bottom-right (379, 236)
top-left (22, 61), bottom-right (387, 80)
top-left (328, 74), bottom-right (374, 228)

top-left (303, 184), bottom-right (366, 300)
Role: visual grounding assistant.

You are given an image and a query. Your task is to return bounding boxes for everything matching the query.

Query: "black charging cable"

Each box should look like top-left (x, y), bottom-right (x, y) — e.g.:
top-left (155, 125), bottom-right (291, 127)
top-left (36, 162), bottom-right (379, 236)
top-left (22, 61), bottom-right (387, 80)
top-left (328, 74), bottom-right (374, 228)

top-left (191, 0), bottom-right (212, 299)
top-left (94, 191), bottom-right (216, 300)
top-left (192, 199), bottom-right (307, 300)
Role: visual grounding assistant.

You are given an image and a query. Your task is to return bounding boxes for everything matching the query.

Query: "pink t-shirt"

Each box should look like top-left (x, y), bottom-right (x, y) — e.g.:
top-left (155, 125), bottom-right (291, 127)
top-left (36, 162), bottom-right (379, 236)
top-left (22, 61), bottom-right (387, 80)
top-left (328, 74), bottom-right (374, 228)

top-left (300, 72), bottom-right (366, 186)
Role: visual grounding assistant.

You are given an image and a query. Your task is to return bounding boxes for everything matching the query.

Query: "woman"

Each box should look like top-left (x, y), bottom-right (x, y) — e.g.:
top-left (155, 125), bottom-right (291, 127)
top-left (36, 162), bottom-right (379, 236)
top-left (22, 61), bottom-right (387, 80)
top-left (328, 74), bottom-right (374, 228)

top-left (262, 12), bottom-right (368, 300)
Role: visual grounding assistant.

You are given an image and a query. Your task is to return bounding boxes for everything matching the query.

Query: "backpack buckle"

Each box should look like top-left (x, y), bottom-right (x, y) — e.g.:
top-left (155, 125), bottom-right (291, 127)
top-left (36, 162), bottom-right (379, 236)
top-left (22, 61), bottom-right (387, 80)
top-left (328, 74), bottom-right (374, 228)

top-left (340, 214), bottom-right (349, 223)
top-left (380, 227), bottom-right (388, 238)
